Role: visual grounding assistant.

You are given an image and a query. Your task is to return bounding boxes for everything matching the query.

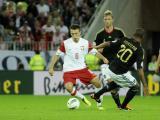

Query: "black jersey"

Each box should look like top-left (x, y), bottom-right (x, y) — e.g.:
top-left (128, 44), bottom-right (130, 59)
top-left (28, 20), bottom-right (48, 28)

top-left (94, 28), bottom-right (124, 61)
top-left (109, 37), bottom-right (144, 74)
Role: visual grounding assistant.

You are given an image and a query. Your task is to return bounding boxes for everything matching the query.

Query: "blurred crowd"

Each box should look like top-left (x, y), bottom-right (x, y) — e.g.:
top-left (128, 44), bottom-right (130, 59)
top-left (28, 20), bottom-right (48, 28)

top-left (0, 0), bottom-right (101, 51)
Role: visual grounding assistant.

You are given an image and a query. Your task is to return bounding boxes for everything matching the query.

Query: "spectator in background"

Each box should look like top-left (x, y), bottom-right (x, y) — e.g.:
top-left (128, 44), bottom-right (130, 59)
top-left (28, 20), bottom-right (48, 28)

top-left (0, 0), bottom-right (102, 51)
top-left (54, 26), bottom-right (64, 48)
top-left (36, 0), bottom-right (50, 17)
top-left (0, 34), bottom-right (7, 50)
top-left (27, 1), bottom-right (38, 17)
top-left (17, 62), bottom-right (24, 70)
top-left (29, 50), bottom-right (45, 71)
top-left (32, 19), bottom-right (43, 50)
top-left (19, 21), bottom-right (33, 50)
top-left (148, 55), bottom-right (157, 71)
top-left (155, 49), bottom-right (160, 73)
top-left (71, 10), bottom-right (82, 25)
top-left (59, 20), bottom-right (69, 40)
top-left (0, 24), bottom-right (4, 36)
top-left (42, 18), bottom-right (56, 50)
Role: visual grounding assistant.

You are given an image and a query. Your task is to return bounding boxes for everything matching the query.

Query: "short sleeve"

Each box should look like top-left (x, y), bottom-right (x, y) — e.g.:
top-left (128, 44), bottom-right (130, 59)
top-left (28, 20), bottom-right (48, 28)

top-left (59, 41), bottom-right (65, 53)
top-left (88, 42), bottom-right (92, 52)
top-left (56, 41), bottom-right (65, 56)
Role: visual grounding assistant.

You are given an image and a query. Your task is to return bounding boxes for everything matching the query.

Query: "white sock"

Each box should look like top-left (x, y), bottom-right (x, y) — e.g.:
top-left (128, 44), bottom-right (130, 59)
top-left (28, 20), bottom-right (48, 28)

top-left (71, 87), bottom-right (84, 99)
top-left (95, 73), bottom-right (104, 105)
top-left (75, 91), bottom-right (85, 99)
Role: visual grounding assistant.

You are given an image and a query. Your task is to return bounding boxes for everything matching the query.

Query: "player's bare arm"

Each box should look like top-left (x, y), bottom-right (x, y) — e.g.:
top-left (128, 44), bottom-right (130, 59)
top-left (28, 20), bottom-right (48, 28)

top-left (94, 41), bottom-right (110, 49)
top-left (96, 51), bottom-right (109, 64)
top-left (138, 68), bottom-right (149, 96)
top-left (49, 54), bottom-right (60, 76)
top-left (155, 53), bottom-right (160, 73)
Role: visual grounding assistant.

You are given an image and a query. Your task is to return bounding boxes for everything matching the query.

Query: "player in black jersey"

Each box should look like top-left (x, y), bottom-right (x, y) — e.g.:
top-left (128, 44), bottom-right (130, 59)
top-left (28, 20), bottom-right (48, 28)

top-left (94, 10), bottom-right (125, 110)
top-left (94, 12), bottom-right (124, 61)
top-left (91, 28), bottom-right (148, 110)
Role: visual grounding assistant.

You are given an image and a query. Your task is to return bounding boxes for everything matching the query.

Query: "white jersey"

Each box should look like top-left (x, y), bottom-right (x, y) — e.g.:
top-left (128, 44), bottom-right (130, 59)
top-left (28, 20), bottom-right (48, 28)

top-left (56, 38), bottom-right (96, 72)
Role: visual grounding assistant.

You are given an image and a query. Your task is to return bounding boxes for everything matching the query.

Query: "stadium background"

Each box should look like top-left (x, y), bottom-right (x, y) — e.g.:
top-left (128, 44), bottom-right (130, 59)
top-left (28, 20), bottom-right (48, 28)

top-left (0, 0), bottom-right (160, 120)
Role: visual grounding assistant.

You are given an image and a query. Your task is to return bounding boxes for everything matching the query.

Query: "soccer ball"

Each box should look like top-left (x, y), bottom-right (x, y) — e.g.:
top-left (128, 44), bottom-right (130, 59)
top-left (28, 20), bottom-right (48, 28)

top-left (67, 98), bottom-right (80, 109)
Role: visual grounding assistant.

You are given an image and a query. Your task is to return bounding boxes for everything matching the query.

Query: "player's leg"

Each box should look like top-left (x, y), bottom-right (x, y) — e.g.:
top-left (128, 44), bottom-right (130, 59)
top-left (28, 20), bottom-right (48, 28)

top-left (90, 76), bottom-right (104, 110)
top-left (110, 88), bottom-right (121, 108)
top-left (121, 84), bottom-right (139, 110)
top-left (64, 82), bottom-right (83, 99)
top-left (97, 64), bottom-right (121, 109)
top-left (64, 72), bottom-right (91, 106)
top-left (94, 73), bottom-right (105, 109)
top-left (64, 82), bottom-right (91, 106)
top-left (94, 64), bottom-right (109, 109)
top-left (115, 72), bottom-right (139, 110)
top-left (90, 76), bottom-right (101, 88)
top-left (121, 73), bottom-right (139, 110)
top-left (91, 81), bottom-right (120, 102)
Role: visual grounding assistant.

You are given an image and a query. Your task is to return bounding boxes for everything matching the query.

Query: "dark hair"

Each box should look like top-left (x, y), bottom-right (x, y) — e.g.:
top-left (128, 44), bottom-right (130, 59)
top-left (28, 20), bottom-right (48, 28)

top-left (17, 63), bottom-right (24, 70)
top-left (134, 28), bottom-right (145, 39)
top-left (35, 50), bottom-right (40, 54)
top-left (70, 24), bottom-right (80, 30)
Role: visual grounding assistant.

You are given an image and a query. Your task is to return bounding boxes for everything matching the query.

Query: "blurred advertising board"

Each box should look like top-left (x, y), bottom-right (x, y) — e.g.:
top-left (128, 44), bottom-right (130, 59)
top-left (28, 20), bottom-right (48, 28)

top-left (34, 71), bottom-right (129, 96)
top-left (0, 71), bottom-right (33, 94)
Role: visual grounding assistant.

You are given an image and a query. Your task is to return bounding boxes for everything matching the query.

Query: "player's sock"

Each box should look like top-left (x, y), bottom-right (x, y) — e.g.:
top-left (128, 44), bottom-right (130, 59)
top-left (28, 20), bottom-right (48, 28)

top-left (111, 90), bottom-right (121, 108)
top-left (94, 81), bottom-right (119, 99)
top-left (95, 85), bottom-right (104, 108)
top-left (71, 87), bottom-right (84, 99)
top-left (121, 85), bottom-right (138, 109)
top-left (71, 87), bottom-right (91, 106)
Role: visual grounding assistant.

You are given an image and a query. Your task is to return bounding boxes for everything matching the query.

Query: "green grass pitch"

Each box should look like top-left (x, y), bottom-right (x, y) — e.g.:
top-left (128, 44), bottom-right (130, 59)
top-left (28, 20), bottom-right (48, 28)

top-left (0, 95), bottom-right (159, 120)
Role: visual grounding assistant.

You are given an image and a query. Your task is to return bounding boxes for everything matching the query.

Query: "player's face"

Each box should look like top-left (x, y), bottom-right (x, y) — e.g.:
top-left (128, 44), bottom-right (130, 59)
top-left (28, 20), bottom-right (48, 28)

top-left (104, 15), bottom-right (113, 28)
top-left (70, 29), bottom-right (81, 42)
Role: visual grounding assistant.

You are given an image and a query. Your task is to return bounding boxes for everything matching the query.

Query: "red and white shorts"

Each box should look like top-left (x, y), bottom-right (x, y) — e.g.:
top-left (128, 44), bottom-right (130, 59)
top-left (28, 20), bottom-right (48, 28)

top-left (63, 68), bottom-right (96, 85)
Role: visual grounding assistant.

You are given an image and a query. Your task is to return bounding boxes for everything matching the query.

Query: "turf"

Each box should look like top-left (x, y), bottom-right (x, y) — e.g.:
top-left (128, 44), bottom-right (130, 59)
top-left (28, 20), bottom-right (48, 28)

top-left (0, 95), bottom-right (159, 120)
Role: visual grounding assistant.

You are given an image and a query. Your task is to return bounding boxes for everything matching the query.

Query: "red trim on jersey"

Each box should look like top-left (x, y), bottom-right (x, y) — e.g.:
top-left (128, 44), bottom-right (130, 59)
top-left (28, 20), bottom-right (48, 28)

top-left (59, 41), bottom-right (65, 53)
top-left (88, 42), bottom-right (92, 52)
top-left (63, 68), bottom-right (96, 85)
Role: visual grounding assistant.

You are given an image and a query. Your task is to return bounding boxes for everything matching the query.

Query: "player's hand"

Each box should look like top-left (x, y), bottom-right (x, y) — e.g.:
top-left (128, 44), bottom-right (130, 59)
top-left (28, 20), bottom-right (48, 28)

top-left (49, 67), bottom-right (54, 76)
top-left (155, 68), bottom-right (159, 73)
top-left (143, 86), bottom-right (149, 96)
top-left (103, 58), bottom-right (109, 64)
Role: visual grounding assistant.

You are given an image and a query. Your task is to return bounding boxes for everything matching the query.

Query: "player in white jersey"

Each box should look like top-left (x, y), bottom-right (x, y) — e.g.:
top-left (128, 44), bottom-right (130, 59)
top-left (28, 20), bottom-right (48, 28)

top-left (49, 24), bottom-right (108, 106)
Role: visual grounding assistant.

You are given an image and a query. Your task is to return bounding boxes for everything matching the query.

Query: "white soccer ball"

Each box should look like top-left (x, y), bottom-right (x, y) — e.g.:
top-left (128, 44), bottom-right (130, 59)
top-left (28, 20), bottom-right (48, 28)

top-left (153, 74), bottom-right (160, 82)
top-left (67, 98), bottom-right (80, 109)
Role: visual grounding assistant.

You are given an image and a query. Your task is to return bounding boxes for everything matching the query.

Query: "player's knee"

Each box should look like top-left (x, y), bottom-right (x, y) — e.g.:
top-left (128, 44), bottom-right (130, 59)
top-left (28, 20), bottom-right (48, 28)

top-left (93, 80), bottom-right (101, 88)
top-left (95, 82), bottom-right (101, 88)
top-left (111, 88), bottom-right (119, 94)
top-left (90, 77), bottom-right (101, 88)
top-left (130, 85), bottom-right (139, 93)
top-left (65, 83), bottom-right (73, 93)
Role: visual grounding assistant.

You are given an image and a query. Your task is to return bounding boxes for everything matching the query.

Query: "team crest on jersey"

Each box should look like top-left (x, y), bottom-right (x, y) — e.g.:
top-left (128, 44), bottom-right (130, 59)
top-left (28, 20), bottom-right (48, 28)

top-left (80, 46), bottom-right (84, 51)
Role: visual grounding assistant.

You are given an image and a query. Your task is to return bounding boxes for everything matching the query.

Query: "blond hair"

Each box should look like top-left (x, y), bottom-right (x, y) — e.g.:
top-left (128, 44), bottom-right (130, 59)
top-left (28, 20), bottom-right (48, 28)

top-left (104, 10), bottom-right (113, 18)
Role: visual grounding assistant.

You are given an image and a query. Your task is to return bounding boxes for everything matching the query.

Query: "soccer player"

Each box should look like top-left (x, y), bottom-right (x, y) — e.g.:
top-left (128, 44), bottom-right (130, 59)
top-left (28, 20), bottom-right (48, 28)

top-left (155, 49), bottom-right (160, 73)
top-left (91, 28), bottom-right (148, 110)
top-left (94, 10), bottom-right (125, 109)
top-left (49, 24), bottom-right (108, 106)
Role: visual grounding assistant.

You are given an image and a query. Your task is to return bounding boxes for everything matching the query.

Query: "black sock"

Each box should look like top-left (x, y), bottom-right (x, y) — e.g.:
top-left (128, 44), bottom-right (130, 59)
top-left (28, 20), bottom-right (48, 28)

top-left (111, 89), bottom-right (121, 107)
top-left (94, 85), bottom-right (109, 99)
top-left (95, 82), bottom-right (119, 99)
top-left (121, 85), bottom-right (138, 108)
